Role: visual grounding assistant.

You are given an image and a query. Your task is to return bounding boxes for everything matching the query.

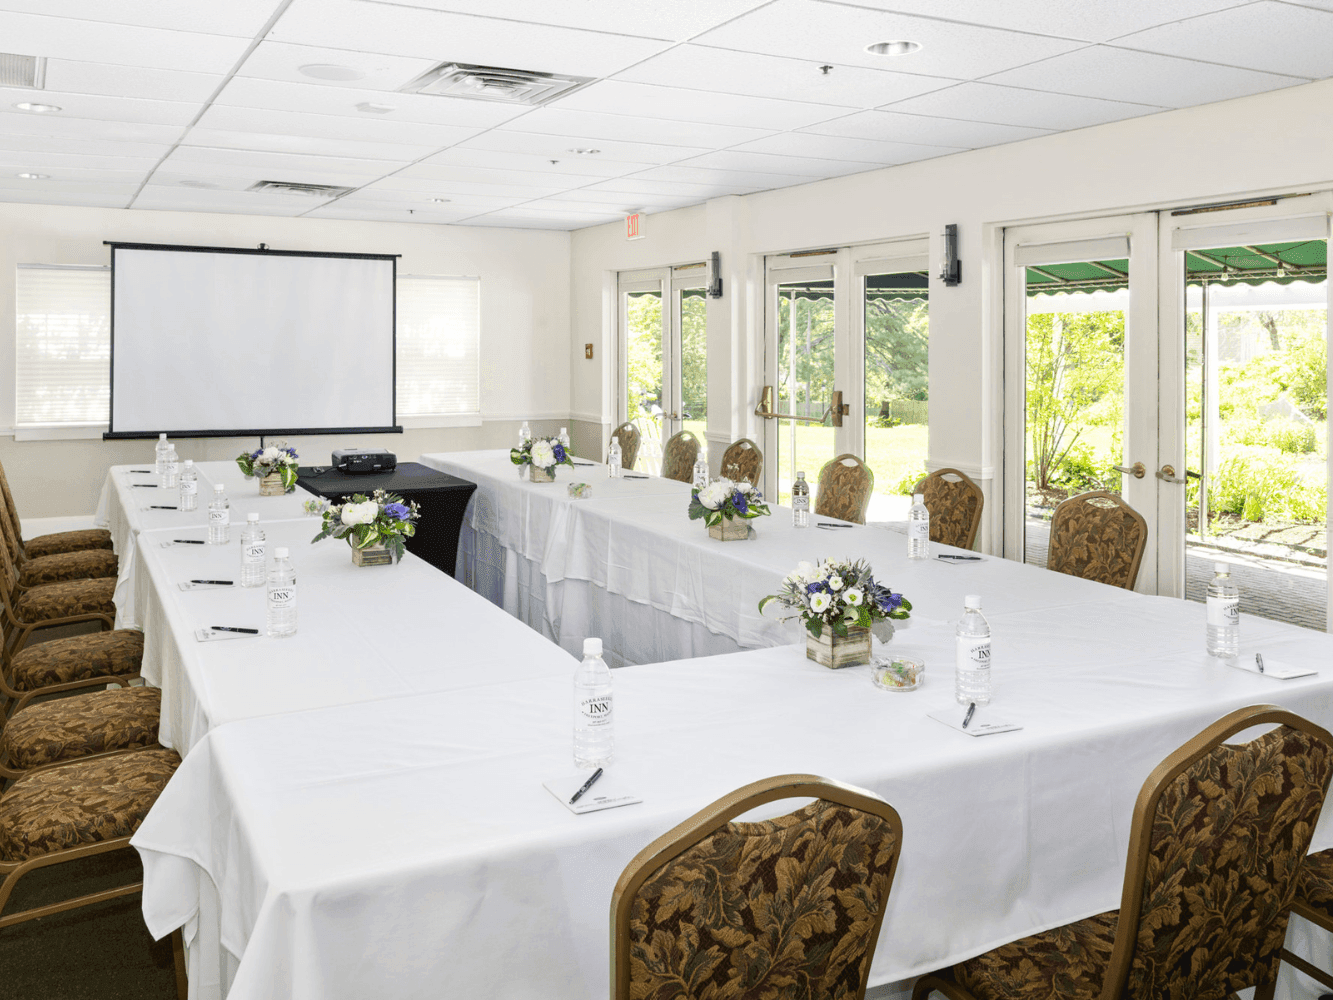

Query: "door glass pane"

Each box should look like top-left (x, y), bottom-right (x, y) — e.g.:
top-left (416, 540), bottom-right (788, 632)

top-left (625, 290), bottom-right (663, 473)
top-left (1184, 242), bottom-right (1327, 629)
top-left (1022, 260), bottom-right (1129, 566)
top-left (864, 270), bottom-right (928, 521)
top-left (679, 287), bottom-right (708, 467)
top-left (776, 279), bottom-right (835, 505)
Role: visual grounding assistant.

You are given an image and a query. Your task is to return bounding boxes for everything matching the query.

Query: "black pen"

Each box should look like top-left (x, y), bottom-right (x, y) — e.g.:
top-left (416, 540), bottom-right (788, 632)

top-left (569, 767), bottom-right (604, 804)
top-left (939, 554), bottom-right (982, 561)
top-left (173, 539), bottom-right (205, 545)
top-left (962, 702), bottom-right (976, 729)
top-left (623, 474), bottom-right (649, 480)
top-left (149, 505), bottom-right (178, 509)
top-left (1256, 653), bottom-right (1265, 674)
top-left (817, 522), bottom-right (853, 527)
top-left (191, 579), bottom-right (233, 586)
top-left (129, 469), bottom-right (153, 473)
top-left (131, 483), bottom-right (158, 488)
top-left (572, 461), bottom-right (595, 466)
top-left (209, 626), bottom-right (259, 634)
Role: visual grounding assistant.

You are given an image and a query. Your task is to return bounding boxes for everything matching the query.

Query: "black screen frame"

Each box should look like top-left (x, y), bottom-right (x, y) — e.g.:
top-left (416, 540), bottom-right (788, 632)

top-left (103, 241), bottom-right (403, 440)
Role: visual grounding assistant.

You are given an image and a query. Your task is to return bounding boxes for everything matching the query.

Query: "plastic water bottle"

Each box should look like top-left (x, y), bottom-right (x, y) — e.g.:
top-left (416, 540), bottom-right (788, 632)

top-left (955, 595), bottom-right (992, 706)
top-left (692, 456), bottom-right (709, 491)
top-left (160, 445), bottom-right (180, 489)
top-left (1206, 562), bottom-right (1240, 657)
top-left (240, 514), bottom-right (266, 588)
top-left (266, 547), bottom-right (297, 638)
top-left (908, 492), bottom-right (930, 559)
top-left (154, 433), bottom-right (169, 477)
top-left (608, 437), bottom-right (622, 478)
top-left (792, 471), bottom-right (810, 528)
top-left (178, 459), bottom-right (198, 511)
top-left (207, 483), bottom-right (230, 545)
top-left (573, 637), bottom-right (613, 767)
top-left (558, 427), bottom-right (571, 452)
top-left (518, 421), bottom-right (532, 478)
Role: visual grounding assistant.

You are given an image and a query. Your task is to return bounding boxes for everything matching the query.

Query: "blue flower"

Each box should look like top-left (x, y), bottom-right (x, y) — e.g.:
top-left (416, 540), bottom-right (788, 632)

top-left (552, 442), bottom-right (566, 463)
top-left (732, 490), bottom-right (748, 514)
top-left (249, 449), bottom-right (262, 460)
top-left (383, 502), bottom-right (410, 521)
top-left (805, 581), bottom-right (826, 595)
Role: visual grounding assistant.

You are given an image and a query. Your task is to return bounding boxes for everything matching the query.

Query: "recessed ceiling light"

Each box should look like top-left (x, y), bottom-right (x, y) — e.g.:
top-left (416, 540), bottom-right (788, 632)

top-left (14, 101), bottom-right (60, 113)
top-left (179, 179), bottom-right (220, 189)
top-left (298, 64), bottom-right (364, 82)
top-left (355, 102), bottom-right (395, 114)
top-left (429, 197), bottom-right (451, 203)
top-left (865, 40), bottom-right (921, 56)
top-left (16, 172), bottom-right (49, 180)
top-left (567, 148), bottom-right (600, 155)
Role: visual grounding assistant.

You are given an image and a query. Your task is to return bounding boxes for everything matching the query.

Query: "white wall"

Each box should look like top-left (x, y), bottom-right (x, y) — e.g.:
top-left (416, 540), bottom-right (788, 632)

top-left (0, 202), bottom-right (570, 516)
top-left (569, 76), bottom-right (1333, 543)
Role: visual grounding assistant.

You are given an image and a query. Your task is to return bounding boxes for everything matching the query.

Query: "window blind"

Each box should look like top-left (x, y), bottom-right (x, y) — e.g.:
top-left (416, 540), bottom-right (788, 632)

top-left (15, 265), bottom-right (111, 426)
top-left (396, 275), bottom-right (480, 417)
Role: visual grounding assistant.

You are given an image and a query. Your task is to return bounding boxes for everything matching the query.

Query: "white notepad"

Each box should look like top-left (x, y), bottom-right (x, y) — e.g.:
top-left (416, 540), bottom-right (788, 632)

top-left (543, 773), bottom-right (642, 815)
top-left (1227, 656), bottom-right (1317, 680)
top-left (928, 708), bottom-right (1023, 737)
top-left (178, 581), bottom-right (236, 591)
top-left (194, 627), bottom-right (260, 642)
top-left (935, 554), bottom-right (987, 566)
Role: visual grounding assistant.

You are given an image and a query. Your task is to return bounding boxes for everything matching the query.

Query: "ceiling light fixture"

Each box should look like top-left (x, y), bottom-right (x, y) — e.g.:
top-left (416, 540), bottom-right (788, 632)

top-left (14, 101), bottom-right (60, 113)
top-left (16, 172), bottom-right (49, 180)
top-left (429, 197), bottom-right (451, 203)
top-left (568, 148), bottom-right (600, 155)
top-left (865, 40), bottom-right (921, 56)
top-left (355, 102), bottom-right (395, 114)
top-left (298, 64), bottom-right (365, 81)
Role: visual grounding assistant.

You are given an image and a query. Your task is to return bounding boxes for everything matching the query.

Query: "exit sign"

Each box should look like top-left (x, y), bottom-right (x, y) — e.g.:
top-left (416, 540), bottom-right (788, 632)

top-left (625, 212), bottom-right (645, 240)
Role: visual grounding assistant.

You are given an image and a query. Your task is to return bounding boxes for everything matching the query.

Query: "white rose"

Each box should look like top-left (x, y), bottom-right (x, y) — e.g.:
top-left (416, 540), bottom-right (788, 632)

top-left (828, 574), bottom-right (844, 591)
top-left (810, 592), bottom-right (831, 613)
top-left (797, 561), bottom-right (819, 583)
top-left (340, 500), bottom-right (378, 525)
top-left (699, 483), bottom-right (728, 510)
top-left (735, 481), bottom-right (752, 493)
top-left (845, 588), bottom-right (863, 606)
top-left (260, 446), bottom-right (282, 463)
top-left (530, 440), bottom-right (555, 468)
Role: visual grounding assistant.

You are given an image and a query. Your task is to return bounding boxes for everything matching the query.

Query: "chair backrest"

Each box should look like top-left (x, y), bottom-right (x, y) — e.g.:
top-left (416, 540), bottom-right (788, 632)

top-left (719, 438), bottom-right (763, 485)
top-left (814, 454), bottom-right (874, 524)
top-left (0, 487), bottom-right (22, 568)
top-left (913, 467), bottom-right (984, 549)
top-left (660, 430), bottom-right (700, 483)
top-left (611, 422), bottom-right (640, 470)
top-left (1100, 705), bottom-right (1333, 1000)
top-left (611, 774), bottom-right (902, 1000)
top-left (0, 460), bottom-right (23, 549)
top-left (1048, 490), bottom-right (1147, 590)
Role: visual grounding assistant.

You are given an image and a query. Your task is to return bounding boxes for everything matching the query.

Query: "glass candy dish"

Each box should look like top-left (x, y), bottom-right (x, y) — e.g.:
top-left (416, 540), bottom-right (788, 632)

top-left (871, 655), bottom-right (924, 692)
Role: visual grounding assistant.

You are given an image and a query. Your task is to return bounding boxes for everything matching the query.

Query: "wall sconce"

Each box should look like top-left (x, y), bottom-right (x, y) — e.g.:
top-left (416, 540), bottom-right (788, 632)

top-left (938, 224), bottom-right (961, 286)
top-left (707, 250), bottom-right (723, 298)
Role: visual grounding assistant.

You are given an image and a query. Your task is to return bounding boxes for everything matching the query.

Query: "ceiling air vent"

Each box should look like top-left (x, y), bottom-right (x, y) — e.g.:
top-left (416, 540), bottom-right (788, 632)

top-left (248, 180), bottom-right (356, 198)
top-left (0, 53), bottom-right (46, 89)
top-left (400, 62), bottom-right (592, 105)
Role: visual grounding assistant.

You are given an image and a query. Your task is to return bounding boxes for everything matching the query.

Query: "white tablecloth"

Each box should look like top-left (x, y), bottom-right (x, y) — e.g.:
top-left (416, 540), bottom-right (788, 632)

top-left (95, 462), bottom-right (311, 628)
top-left (134, 593), bottom-right (1333, 1000)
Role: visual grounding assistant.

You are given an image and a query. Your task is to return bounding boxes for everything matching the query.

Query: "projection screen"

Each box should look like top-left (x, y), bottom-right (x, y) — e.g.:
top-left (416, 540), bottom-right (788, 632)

top-left (107, 243), bottom-right (399, 438)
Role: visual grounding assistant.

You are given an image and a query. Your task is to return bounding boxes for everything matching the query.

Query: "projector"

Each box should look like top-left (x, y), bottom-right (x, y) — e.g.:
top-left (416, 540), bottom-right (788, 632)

top-left (332, 448), bottom-right (397, 474)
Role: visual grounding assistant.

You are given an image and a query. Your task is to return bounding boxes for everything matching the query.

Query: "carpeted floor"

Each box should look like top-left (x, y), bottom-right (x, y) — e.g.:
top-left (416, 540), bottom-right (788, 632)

top-left (0, 844), bottom-right (178, 1000)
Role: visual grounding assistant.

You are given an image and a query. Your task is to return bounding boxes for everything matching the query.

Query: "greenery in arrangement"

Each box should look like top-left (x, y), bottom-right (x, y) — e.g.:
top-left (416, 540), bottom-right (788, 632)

top-left (689, 478), bottom-right (770, 528)
top-left (760, 558), bottom-right (911, 639)
top-left (510, 437), bottom-right (575, 471)
top-left (236, 443), bottom-right (299, 491)
top-left (312, 490), bottom-right (420, 562)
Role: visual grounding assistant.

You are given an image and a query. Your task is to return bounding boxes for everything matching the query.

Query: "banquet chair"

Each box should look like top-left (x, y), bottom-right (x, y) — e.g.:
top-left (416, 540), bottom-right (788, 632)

top-left (719, 438), bottom-right (763, 484)
top-left (913, 468), bottom-right (984, 549)
top-left (611, 773), bottom-right (903, 1000)
top-left (815, 454), bottom-right (875, 524)
top-left (1279, 849), bottom-right (1333, 989)
top-left (912, 704), bottom-right (1333, 1000)
top-left (1047, 490), bottom-right (1148, 590)
top-left (0, 491), bottom-right (116, 590)
top-left (0, 686), bottom-right (162, 784)
top-left (660, 430), bottom-right (701, 483)
top-left (611, 422), bottom-right (641, 470)
top-left (2, 628), bottom-right (144, 720)
top-left (0, 459), bottom-right (114, 561)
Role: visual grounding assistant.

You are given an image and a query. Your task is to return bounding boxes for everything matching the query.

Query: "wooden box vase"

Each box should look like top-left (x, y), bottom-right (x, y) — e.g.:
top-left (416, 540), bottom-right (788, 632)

top-left (806, 625), bottom-right (872, 669)
top-left (708, 516), bottom-right (751, 541)
top-left (529, 464), bottom-right (555, 483)
top-left (259, 473), bottom-right (286, 496)
top-left (351, 543), bottom-right (394, 567)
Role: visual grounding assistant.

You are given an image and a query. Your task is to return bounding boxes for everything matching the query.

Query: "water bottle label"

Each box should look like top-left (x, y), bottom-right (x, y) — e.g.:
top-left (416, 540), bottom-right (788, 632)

top-left (579, 693), bottom-right (612, 728)
top-left (180, 481), bottom-right (197, 495)
top-left (165, 462), bottom-right (179, 473)
top-left (956, 637), bottom-right (991, 670)
top-left (1207, 595), bottom-right (1239, 627)
top-left (792, 495), bottom-right (809, 512)
top-left (909, 520), bottom-right (929, 540)
top-left (209, 508), bottom-right (229, 524)
top-left (244, 543), bottom-right (266, 561)
top-left (268, 587), bottom-right (296, 609)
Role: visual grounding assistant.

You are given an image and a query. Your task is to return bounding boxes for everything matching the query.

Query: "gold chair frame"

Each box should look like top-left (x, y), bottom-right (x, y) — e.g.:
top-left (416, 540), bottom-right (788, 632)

top-left (913, 467), bottom-right (984, 550)
top-left (1047, 489), bottom-right (1148, 591)
top-left (611, 773), bottom-right (903, 1000)
top-left (913, 704), bottom-right (1333, 1000)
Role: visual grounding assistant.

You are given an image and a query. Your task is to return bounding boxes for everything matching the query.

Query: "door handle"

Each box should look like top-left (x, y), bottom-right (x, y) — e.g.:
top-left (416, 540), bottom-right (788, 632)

top-left (1156, 465), bottom-right (1199, 484)
top-left (1112, 462), bottom-right (1145, 479)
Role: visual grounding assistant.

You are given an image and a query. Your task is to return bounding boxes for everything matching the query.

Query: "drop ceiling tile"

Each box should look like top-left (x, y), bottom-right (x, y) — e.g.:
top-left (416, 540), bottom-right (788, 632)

top-left (517, 196), bottom-right (652, 215)
top-left (0, 149), bottom-right (158, 172)
top-left (302, 202), bottom-right (476, 224)
top-left (149, 165), bottom-right (377, 191)
top-left (627, 163), bottom-right (814, 189)
top-left (421, 146), bottom-right (652, 178)
top-left (883, 81), bottom-right (1166, 130)
top-left (694, 0), bottom-right (1084, 78)
top-left (804, 109), bottom-right (1050, 148)
top-left (463, 129), bottom-right (708, 166)
top-left (553, 80), bottom-right (854, 130)
top-left (0, 162), bottom-right (148, 183)
top-left (0, 134), bottom-right (172, 158)
top-left (0, 0), bottom-right (281, 36)
top-left (395, 161), bottom-right (612, 189)
top-left (578, 176), bottom-right (752, 199)
top-left (0, 89), bottom-right (200, 126)
top-left (1286, 0), bottom-right (1333, 9)
top-left (616, 44), bottom-right (956, 108)
top-left (371, 0), bottom-right (770, 41)
top-left (335, 190), bottom-right (521, 210)
top-left (193, 105), bottom-right (481, 146)
top-left (456, 207), bottom-right (609, 230)
top-left (0, 185), bottom-right (133, 208)
top-left (734, 131), bottom-right (958, 164)
top-left (671, 149), bottom-right (886, 178)
top-left (270, 0), bottom-right (672, 77)
top-left (358, 175), bottom-right (574, 199)
top-left (0, 177), bottom-right (139, 195)
top-left (536, 190), bottom-right (686, 211)
top-left (0, 114), bottom-right (186, 144)
top-left (983, 44), bottom-right (1310, 106)
top-left (235, 41), bottom-right (438, 92)
top-left (828, 0), bottom-right (1245, 43)
top-left (131, 186), bottom-right (330, 214)
top-left (162, 147), bottom-right (395, 182)
top-left (0, 11), bottom-right (252, 73)
top-left (1114, 2), bottom-right (1333, 79)
top-left (496, 106), bottom-right (774, 148)
top-left (44, 61), bottom-right (224, 103)
top-left (181, 127), bottom-right (439, 162)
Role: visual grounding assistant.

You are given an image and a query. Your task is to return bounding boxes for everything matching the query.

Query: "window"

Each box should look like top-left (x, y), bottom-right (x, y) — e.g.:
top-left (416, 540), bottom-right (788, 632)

top-left (15, 264), bottom-right (111, 428)
top-left (395, 274), bottom-right (481, 420)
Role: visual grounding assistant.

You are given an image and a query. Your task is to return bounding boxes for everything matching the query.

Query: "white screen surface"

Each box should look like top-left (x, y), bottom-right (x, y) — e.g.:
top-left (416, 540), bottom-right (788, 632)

top-left (111, 247), bottom-right (396, 435)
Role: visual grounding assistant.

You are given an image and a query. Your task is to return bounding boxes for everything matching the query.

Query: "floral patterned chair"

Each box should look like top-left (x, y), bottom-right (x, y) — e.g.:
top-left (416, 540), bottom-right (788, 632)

top-left (612, 773), bottom-right (903, 1000)
top-left (912, 704), bottom-right (1333, 1000)
top-left (1280, 848), bottom-right (1333, 988)
top-left (0, 459), bottom-right (114, 561)
top-left (913, 468), bottom-right (984, 550)
top-left (719, 439), bottom-right (763, 485)
top-left (815, 454), bottom-right (875, 524)
top-left (0, 492), bottom-right (116, 590)
top-left (661, 430), bottom-right (701, 483)
top-left (1047, 491), bottom-right (1148, 590)
top-left (611, 422), bottom-right (641, 470)
top-left (0, 685), bottom-right (162, 781)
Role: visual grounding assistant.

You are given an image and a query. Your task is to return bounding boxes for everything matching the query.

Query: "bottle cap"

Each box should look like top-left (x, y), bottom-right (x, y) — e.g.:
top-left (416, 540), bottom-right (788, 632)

top-left (247, 513), bottom-right (259, 522)
top-left (583, 637), bottom-right (603, 656)
top-left (913, 493), bottom-right (924, 502)
top-left (796, 471), bottom-right (806, 479)
top-left (1214, 561), bottom-right (1229, 574)
top-left (274, 547), bottom-right (289, 558)
top-left (183, 459), bottom-right (193, 467)
top-left (964, 594), bottom-right (982, 610)
top-left (213, 483), bottom-right (225, 492)
top-left (159, 433), bottom-right (166, 440)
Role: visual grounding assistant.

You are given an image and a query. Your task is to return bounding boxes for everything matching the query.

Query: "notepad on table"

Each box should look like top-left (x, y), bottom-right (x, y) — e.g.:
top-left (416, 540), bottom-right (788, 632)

top-left (543, 774), bottom-right (642, 815)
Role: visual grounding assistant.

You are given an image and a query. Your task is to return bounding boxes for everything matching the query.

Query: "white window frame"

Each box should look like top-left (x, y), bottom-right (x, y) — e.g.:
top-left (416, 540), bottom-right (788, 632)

top-left (395, 273), bottom-right (483, 429)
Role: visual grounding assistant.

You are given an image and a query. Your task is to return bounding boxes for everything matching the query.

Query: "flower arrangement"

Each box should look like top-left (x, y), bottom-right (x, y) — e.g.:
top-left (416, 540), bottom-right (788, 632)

top-left (511, 436), bottom-right (574, 472)
top-left (311, 489), bottom-right (420, 563)
top-left (688, 478), bottom-right (770, 528)
top-left (236, 443), bottom-right (299, 492)
top-left (760, 558), bottom-right (910, 640)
